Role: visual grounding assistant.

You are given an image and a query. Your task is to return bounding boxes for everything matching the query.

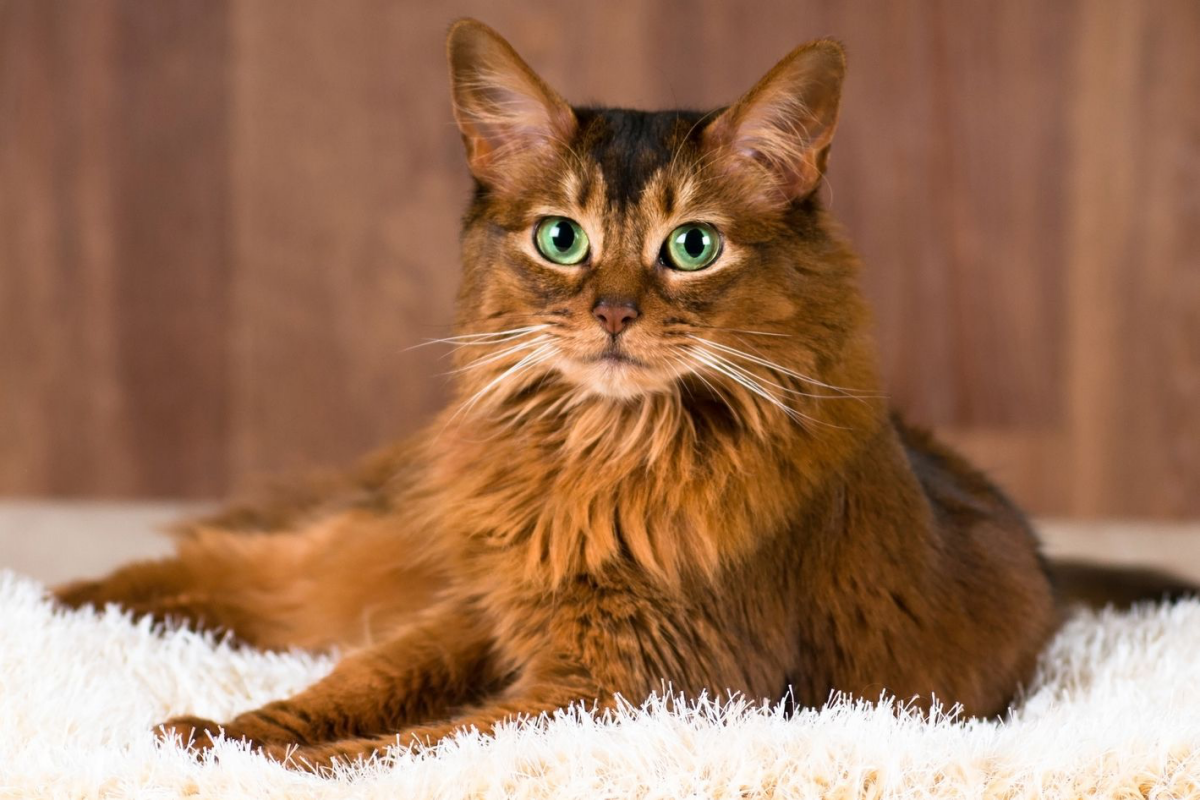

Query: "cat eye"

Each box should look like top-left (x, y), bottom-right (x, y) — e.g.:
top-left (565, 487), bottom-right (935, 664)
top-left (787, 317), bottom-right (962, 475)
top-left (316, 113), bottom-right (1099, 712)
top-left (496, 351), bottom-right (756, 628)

top-left (534, 216), bottom-right (589, 265)
top-left (663, 222), bottom-right (721, 271)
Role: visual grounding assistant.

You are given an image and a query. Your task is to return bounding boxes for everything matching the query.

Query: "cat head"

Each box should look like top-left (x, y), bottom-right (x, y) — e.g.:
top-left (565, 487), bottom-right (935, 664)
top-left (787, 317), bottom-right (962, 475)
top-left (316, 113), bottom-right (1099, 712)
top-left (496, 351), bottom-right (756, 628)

top-left (444, 19), bottom-right (879, 433)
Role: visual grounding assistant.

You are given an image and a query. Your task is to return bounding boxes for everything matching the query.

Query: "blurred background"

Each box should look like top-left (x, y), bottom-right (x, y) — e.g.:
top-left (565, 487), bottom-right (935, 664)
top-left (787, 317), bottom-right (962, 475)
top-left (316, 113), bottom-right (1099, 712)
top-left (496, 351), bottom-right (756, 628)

top-left (1, 1), bottom-right (1198, 581)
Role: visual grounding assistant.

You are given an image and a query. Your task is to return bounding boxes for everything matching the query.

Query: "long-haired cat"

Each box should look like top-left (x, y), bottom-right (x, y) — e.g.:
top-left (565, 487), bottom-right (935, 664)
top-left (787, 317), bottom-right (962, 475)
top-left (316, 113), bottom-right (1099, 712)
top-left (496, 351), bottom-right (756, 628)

top-left (57, 19), bottom-right (1067, 770)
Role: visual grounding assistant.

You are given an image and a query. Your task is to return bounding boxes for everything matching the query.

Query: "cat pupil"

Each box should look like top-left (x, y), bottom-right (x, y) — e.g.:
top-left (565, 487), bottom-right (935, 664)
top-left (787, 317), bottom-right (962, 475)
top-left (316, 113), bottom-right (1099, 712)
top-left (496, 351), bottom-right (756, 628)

top-left (552, 223), bottom-right (575, 251)
top-left (684, 228), bottom-right (705, 257)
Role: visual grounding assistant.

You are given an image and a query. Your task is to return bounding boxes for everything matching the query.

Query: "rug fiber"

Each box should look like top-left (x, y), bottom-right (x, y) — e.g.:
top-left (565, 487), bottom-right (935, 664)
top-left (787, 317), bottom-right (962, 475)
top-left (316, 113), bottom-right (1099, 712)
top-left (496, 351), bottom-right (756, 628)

top-left (2, 571), bottom-right (1199, 798)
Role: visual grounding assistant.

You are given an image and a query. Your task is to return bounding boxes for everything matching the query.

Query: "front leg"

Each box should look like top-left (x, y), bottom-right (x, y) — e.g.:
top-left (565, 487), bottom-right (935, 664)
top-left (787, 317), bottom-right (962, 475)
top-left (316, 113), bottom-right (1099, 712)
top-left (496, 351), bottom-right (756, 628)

top-left (157, 601), bottom-right (498, 752)
top-left (275, 663), bottom-right (609, 772)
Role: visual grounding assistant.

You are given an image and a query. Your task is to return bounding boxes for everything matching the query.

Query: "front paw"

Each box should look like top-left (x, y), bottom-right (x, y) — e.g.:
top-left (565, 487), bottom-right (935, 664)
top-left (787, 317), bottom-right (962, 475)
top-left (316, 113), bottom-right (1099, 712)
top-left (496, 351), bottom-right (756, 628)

top-left (154, 715), bottom-right (229, 754)
top-left (156, 709), bottom-right (309, 759)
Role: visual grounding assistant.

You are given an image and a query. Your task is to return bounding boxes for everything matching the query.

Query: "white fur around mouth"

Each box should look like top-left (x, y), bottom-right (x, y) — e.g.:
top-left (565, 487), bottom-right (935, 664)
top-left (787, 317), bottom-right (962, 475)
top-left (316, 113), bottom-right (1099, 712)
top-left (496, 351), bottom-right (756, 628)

top-left (552, 353), bottom-right (670, 400)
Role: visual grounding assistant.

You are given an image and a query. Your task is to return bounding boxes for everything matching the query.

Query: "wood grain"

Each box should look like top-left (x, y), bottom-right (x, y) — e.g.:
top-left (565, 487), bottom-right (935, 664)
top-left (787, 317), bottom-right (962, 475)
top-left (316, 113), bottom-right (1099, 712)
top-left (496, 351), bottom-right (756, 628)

top-left (0, 0), bottom-right (1197, 517)
top-left (0, 0), bottom-right (231, 496)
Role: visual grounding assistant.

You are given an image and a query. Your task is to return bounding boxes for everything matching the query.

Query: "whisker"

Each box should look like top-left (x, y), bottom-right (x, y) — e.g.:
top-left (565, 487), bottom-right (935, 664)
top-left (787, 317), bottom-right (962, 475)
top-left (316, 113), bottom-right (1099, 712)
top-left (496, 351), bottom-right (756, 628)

top-left (424, 327), bottom-right (548, 343)
top-left (450, 343), bottom-right (558, 423)
top-left (688, 324), bottom-right (792, 338)
top-left (690, 351), bottom-right (804, 425)
top-left (448, 335), bottom-right (553, 374)
top-left (670, 353), bottom-right (739, 422)
top-left (672, 361), bottom-right (697, 403)
top-left (687, 335), bottom-right (881, 399)
top-left (406, 325), bottom-right (550, 351)
top-left (666, 107), bottom-right (722, 180)
top-left (690, 349), bottom-right (847, 431)
top-left (692, 346), bottom-right (849, 402)
top-left (721, 329), bottom-right (791, 338)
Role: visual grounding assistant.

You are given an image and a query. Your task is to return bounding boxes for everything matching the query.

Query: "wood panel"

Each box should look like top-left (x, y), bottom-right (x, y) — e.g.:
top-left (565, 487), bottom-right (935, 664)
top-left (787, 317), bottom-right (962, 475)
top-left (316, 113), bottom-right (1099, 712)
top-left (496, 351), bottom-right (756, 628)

top-left (0, 0), bottom-right (1197, 518)
top-left (0, 0), bottom-right (231, 496)
top-left (1064, 0), bottom-right (1200, 517)
top-left (228, 0), bottom-right (461, 479)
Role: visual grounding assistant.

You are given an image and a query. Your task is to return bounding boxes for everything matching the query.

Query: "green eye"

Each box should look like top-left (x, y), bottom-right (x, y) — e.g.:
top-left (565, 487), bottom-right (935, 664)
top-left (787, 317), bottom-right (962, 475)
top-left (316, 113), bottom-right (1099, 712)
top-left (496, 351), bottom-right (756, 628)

top-left (534, 217), bottom-right (589, 265)
top-left (664, 222), bottom-right (720, 271)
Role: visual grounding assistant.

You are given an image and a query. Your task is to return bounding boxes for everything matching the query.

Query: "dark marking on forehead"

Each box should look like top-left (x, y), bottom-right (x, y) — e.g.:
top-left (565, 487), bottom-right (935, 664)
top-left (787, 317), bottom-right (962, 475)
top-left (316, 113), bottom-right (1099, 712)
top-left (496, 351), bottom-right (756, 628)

top-left (661, 182), bottom-right (675, 216)
top-left (572, 108), bottom-right (711, 210)
top-left (575, 171), bottom-right (595, 208)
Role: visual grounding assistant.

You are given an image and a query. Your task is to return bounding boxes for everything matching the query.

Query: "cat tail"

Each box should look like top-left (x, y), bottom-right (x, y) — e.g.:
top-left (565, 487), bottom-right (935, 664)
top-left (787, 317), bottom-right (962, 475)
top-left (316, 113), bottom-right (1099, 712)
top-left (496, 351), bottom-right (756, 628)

top-left (1045, 558), bottom-right (1199, 610)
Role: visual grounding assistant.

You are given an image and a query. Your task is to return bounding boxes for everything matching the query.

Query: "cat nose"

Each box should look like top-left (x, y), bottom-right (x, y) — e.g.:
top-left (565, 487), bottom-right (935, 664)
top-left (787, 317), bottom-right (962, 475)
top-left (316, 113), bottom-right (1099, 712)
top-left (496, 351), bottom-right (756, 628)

top-left (592, 298), bottom-right (640, 336)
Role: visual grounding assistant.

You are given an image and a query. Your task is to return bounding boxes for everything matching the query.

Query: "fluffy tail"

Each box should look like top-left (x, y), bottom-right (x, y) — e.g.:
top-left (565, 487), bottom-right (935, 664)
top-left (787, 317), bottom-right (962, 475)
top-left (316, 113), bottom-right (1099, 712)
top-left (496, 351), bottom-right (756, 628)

top-left (1047, 558), bottom-right (1199, 610)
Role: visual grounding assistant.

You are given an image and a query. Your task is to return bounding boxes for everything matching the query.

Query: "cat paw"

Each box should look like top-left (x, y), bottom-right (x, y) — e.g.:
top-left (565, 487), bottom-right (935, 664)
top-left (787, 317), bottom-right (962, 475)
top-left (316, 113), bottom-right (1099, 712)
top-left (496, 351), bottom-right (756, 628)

top-left (155, 710), bottom-right (306, 757)
top-left (154, 715), bottom-right (228, 754)
top-left (155, 715), bottom-right (281, 755)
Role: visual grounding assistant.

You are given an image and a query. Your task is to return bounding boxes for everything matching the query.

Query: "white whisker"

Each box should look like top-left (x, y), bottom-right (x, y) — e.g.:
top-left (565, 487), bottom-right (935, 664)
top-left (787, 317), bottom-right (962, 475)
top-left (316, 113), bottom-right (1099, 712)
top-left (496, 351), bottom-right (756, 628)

top-left (450, 343), bottom-right (557, 423)
top-left (670, 353), bottom-right (739, 422)
top-left (690, 349), bottom-right (846, 431)
top-left (687, 335), bottom-right (880, 400)
top-left (691, 350), bottom-right (802, 423)
top-left (697, 326), bottom-right (792, 338)
top-left (449, 335), bottom-right (552, 374)
top-left (405, 325), bottom-right (550, 351)
top-left (693, 346), bottom-right (841, 402)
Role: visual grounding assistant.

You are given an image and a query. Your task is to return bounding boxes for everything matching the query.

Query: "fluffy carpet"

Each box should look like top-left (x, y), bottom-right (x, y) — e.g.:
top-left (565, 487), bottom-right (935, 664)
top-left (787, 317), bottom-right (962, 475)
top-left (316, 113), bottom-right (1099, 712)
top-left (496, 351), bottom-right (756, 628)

top-left (3, 570), bottom-right (1200, 799)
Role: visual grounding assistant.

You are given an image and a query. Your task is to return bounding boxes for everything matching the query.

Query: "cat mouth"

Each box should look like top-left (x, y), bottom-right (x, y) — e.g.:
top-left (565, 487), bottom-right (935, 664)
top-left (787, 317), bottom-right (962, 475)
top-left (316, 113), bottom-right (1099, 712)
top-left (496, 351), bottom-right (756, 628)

top-left (557, 346), bottom-right (666, 399)
top-left (593, 348), bottom-right (643, 367)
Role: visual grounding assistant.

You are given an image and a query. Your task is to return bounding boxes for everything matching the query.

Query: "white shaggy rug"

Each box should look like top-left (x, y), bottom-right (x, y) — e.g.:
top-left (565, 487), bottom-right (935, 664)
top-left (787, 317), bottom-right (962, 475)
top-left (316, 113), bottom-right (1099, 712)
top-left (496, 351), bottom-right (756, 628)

top-left (3, 571), bottom-right (1200, 799)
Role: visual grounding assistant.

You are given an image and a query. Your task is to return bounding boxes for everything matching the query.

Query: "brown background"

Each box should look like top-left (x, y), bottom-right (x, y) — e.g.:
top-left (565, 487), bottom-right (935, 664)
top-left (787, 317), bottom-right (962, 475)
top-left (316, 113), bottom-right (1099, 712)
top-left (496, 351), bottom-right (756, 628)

top-left (1, 0), bottom-right (1197, 517)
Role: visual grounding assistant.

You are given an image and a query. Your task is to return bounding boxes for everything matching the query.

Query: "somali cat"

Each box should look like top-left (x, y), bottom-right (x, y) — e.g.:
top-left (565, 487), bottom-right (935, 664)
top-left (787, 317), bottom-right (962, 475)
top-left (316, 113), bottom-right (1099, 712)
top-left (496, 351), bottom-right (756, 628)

top-left (57, 19), bottom-right (1064, 770)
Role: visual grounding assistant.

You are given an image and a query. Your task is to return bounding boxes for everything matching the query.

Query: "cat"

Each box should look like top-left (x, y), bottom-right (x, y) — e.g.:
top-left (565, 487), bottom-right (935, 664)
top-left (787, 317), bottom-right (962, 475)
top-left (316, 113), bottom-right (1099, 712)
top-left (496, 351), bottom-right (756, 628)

top-left (56, 18), bottom-right (1067, 771)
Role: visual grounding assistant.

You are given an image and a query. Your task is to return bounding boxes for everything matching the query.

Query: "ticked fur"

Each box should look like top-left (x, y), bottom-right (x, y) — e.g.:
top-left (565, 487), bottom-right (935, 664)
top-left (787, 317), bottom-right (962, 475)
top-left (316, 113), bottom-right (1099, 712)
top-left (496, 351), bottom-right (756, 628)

top-left (56, 19), bottom-right (1060, 771)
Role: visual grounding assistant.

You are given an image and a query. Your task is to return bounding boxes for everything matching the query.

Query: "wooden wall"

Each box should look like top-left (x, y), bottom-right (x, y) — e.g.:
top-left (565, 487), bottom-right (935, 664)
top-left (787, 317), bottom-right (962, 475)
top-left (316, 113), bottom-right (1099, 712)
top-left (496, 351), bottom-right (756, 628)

top-left (1, 0), bottom-right (1197, 517)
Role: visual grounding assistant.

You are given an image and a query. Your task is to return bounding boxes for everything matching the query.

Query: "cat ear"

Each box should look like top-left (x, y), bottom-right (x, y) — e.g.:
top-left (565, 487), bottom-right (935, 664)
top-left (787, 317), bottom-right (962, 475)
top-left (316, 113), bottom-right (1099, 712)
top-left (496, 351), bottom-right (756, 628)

top-left (447, 19), bottom-right (577, 189)
top-left (703, 39), bottom-right (846, 205)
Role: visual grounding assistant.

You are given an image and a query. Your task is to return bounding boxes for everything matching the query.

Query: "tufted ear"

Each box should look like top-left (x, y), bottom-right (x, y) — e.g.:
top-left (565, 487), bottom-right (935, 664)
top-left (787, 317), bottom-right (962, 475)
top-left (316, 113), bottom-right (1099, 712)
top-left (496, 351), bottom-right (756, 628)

top-left (703, 39), bottom-right (846, 206)
top-left (446, 19), bottom-right (577, 190)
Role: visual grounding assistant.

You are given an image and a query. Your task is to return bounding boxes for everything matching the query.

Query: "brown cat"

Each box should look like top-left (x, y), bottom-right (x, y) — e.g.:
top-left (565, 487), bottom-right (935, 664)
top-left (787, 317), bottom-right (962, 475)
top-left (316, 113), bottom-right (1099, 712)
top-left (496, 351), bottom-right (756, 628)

top-left (57, 19), bottom-right (1064, 771)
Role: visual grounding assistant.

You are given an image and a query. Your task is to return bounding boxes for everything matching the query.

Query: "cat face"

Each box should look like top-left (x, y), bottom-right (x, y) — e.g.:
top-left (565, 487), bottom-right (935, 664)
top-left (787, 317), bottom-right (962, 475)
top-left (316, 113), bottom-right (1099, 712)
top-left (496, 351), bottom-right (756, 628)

top-left (446, 20), bottom-right (869, 424)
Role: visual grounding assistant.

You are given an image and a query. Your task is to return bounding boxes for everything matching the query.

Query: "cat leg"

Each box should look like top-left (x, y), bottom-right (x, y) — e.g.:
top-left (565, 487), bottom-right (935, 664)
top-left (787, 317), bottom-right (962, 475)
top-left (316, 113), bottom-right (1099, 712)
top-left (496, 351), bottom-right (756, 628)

top-left (52, 465), bottom-right (372, 624)
top-left (55, 557), bottom-right (193, 612)
top-left (53, 551), bottom-right (283, 647)
top-left (55, 508), bottom-right (445, 651)
top-left (155, 602), bottom-right (499, 752)
top-left (270, 671), bottom-right (607, 772)
top-left (54, 525), bottom-right (330, 649)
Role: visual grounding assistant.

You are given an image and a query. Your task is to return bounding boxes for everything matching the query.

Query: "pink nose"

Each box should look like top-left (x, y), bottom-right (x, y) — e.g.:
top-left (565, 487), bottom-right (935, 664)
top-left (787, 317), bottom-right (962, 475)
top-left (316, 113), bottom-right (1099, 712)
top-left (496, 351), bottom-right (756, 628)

top-left (592, 301), bottom-right (640, 335)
